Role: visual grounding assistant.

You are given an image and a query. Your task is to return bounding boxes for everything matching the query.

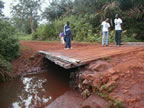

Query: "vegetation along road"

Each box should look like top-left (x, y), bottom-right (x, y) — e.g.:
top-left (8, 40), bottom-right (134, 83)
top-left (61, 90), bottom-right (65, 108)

top-left (0, 0), bottom-right (144, 108)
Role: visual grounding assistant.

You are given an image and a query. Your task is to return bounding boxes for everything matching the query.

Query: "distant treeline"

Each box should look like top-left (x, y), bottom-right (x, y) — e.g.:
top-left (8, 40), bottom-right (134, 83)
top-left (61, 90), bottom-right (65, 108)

top-left (9, 0), bottom-right (144, 42)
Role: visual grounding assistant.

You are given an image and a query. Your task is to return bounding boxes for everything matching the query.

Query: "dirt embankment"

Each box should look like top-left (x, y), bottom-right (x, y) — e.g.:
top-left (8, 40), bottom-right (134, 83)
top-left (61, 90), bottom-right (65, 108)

top-left (12, 41), bottom-right (144, 108)
top-left (73, 50), bottom-right (144, 108)
top-left (12, 41), bottom-right (64, 75)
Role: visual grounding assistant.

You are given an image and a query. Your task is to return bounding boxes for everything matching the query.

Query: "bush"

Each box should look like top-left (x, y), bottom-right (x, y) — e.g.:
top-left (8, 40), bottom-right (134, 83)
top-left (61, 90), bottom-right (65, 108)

top-left (0, 55), bottom-right (11, 71)
top-left (0, 37), bottom-right (20, 61)
top-left (33, 14), bottom-right (144, 42)
top-left (123, 17), bottom-right (144, 41)
top-left (0, 19), bottom-right (15, 38)
top-left (32, 15), bottom-right (103, 42)
top-left (0, 20), bottom-right (20, 61)
top-left (54, 15), bottom-right (99, 42)
top-left (0, 55), bottom-right (12, 82)
top-left (32, 24), bottom-right (56, 40)
top-left (0, 20), bottom-right (20, 82)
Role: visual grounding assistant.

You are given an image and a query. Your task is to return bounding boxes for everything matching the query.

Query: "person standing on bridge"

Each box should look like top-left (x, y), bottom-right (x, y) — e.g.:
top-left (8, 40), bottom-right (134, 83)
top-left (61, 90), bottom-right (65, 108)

top-left (64, 21), bottom-right (72, 49)
top-left (101, 18), bottom-right (110, 46)
top-left (114, 14), bottom-right (123, 46)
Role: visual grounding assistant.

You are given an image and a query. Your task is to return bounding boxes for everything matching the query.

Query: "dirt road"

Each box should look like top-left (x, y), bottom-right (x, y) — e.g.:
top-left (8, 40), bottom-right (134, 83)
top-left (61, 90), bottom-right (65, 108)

top-left (12, 41), bottom-right (144, 108)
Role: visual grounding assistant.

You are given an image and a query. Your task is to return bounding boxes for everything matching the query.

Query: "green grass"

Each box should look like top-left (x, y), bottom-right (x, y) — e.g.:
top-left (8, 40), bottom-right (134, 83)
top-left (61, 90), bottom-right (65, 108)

top-left (14, 32), bottom-right (33, 40)
top-left (18, 34), bottom-right (32, 40)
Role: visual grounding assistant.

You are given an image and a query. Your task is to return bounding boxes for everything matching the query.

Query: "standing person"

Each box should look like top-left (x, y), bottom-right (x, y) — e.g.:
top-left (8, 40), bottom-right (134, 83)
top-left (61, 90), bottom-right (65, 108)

top-left (101, 18), bottom-right (110, 46)
top-left (59, 31), bottom-right (65, 44)
top-left (64, 21), bottom-right (72, 49)
top-left (114, 14), bottom-right (123, 46)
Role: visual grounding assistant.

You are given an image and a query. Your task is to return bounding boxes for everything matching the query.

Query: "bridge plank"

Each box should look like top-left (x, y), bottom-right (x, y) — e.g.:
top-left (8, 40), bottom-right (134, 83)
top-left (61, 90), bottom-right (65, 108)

top-left (39, 45), bottom-right (144, 69)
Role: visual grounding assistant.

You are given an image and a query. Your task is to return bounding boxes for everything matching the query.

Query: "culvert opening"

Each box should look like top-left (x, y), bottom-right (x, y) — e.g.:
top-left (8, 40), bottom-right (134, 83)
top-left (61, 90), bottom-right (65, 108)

top-left (42, 58), bottom-right (85, 89)
top-left (42, 58), bottom-right (73, 82)
top-left (0, 58), bottom-right (80, 108)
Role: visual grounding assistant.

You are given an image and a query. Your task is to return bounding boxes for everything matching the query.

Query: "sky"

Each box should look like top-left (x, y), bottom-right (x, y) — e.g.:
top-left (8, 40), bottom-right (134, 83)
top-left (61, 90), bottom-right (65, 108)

top-left (1, 0), bottom-right (49, 23)
top-left (1, 0), bottom-right (13, 17)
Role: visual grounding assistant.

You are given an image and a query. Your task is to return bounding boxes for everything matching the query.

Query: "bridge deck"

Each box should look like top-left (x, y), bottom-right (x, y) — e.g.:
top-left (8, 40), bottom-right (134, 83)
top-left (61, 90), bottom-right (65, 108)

top-left (39, 45), bottom-right (144, 69)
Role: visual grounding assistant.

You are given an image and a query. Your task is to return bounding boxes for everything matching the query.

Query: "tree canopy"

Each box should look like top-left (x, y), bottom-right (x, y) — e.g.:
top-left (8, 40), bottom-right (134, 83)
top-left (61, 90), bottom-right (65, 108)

top-left (42, 0), bottom-right (144, 21)
top-left (11, 0), bottom-right (42, 33)
top-left (2, 0), bottom-right (144, 41)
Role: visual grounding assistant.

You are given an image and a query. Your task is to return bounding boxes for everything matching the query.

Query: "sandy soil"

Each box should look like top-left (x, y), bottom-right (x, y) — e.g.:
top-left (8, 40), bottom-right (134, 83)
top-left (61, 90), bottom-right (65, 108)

top-left (12, 41), bottom-right (144, 108)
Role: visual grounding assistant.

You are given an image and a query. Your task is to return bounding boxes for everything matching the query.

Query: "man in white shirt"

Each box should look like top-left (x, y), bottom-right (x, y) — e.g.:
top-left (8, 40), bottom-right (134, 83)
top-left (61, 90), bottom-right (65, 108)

top-left (101, 18), bottom-right (110, 46)
top-left (114, 14), bottom-right (123, 46)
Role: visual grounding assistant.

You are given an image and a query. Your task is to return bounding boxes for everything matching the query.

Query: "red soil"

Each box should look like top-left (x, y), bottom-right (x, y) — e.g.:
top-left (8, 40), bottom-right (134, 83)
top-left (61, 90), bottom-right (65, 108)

top-left (12, 41), bottom-right (144, 108)
top-left (12, 41), bottom-right (64, 74)
top-left (79, 50), bottom-right (144, 107)
top-left (12, 41), bottom-right (96, 75)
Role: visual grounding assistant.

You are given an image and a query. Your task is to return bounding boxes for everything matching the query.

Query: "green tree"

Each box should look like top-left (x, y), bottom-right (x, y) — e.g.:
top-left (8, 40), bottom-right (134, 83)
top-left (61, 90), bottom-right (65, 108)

top-left (42, 0), bottom-right (73, 22)
top-left (38, 0), bottom-right (144, 41)
top-left (0, 1), bottom-right (20, 82)
top-left (11, 0), bottom-right (41, 33)
top-left (0, 0), bottom-right (4, 16)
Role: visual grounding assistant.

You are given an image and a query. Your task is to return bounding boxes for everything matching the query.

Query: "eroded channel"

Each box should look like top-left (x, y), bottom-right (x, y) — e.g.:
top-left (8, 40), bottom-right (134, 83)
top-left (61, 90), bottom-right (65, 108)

top-left (0, 61), bottom-right (71, 108)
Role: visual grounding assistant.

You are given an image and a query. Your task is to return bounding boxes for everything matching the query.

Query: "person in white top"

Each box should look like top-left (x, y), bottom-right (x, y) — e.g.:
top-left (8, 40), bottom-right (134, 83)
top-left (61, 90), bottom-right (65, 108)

top-left (114, 14), bottom-right (123, 46)
top-left (101, 18), bottom-right (110, 46)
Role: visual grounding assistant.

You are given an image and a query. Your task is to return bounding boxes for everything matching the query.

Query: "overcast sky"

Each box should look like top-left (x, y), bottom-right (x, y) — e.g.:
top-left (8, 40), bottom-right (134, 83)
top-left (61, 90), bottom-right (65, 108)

top-left (1, 0), bottom-right (12, 17)
top-left (1, 0), bottom-right (49, 18)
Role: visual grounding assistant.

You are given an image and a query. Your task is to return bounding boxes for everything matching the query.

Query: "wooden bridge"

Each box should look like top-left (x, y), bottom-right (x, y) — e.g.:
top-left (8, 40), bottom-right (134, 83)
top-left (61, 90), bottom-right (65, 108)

top-left (39, 44), bottom-right (144, 69)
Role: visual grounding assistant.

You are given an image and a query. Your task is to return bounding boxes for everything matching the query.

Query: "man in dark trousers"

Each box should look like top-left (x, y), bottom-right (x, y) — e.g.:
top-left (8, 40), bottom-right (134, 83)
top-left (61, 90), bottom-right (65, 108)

top-left (64, 21), bottom-right (72, 49)
top-left (114, 14), bottom-right (123, 46)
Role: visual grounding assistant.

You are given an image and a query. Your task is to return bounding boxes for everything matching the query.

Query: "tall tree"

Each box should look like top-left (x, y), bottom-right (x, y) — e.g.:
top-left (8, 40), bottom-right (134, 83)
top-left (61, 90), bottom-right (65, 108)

top-left (0, 0), bottom-right (4, 17)
top-left (11, 0), bottom-right (41, 33)
top-left (42, 0), bottom-right (73, 22)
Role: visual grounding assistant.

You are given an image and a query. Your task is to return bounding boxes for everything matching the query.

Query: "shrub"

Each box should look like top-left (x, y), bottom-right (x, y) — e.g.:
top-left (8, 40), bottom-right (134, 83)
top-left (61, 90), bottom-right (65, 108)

top-left (32, 24), bottom-right (56, 40)
top-left (0, 37), bottom-right (20, 61)
top-left (33, 14), bottom-right (144, 42)
top-left (54, 15), bottom-right (99, 42)
top-left (0, 55), bottom-right (12, 82)
top-left (123, 17), bottom-right (144, 40)
top-left (0, 20), bottom-right (20, 82)
top-left (0, 19), bottom-right (15, 38)
top-left (0, 20), bottom-right (20, 61)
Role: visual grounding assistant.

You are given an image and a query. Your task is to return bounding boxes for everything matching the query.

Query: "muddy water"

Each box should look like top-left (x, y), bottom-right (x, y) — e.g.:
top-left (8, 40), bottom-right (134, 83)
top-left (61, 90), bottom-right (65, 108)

top-left (0, 63), bottom-right (70, 108)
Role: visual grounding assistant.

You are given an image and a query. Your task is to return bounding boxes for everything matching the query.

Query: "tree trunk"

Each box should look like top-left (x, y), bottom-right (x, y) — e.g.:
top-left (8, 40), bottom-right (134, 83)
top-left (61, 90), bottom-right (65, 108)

top-left (30, 15), bottom-right (34, 33)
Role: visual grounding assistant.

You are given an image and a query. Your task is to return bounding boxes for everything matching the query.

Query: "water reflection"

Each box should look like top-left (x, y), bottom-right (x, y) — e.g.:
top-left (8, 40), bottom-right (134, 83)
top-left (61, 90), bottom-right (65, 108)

top-left (12, 76), bottom-right (52, 108)
top-left (0, 65), bottom-right (70, 108)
